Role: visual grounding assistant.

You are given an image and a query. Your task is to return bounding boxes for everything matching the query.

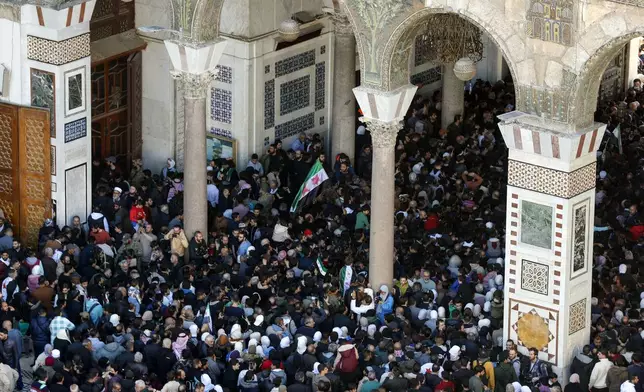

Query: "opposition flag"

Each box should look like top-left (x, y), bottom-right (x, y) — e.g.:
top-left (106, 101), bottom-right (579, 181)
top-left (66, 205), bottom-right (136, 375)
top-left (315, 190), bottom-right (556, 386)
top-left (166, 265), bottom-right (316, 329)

top-left (290, 159), bottom-right (329, 212)
top-left (316, 255), bottom-right (328, 276)
top-left (339, 265), bottom-right (353, 295)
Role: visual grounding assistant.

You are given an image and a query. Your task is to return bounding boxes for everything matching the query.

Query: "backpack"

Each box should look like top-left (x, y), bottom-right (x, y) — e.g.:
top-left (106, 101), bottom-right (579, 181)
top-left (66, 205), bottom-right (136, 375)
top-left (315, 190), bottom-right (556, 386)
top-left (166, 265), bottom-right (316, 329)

top-left (337, 347), bottom-right (358, 373)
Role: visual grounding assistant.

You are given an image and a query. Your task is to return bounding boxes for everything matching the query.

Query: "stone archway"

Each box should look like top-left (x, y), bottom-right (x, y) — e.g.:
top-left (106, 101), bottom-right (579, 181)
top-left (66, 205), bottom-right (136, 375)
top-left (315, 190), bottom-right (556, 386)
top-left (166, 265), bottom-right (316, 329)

top-left (167, 0), bottom-right (226, 42)
top-left (569, 8), bottom-right (644, 128)
top-left (380, 6), bottom-right (522, 93)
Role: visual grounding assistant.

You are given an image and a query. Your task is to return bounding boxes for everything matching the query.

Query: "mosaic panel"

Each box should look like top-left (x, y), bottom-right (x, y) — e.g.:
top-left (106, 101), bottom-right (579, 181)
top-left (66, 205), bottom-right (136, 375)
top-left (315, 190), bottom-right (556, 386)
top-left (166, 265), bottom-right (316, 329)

top-left (209, 128), bottom-right (233, 138)
top-left (315, 62), bottom-right (326, 111)
top-left (50, 146), bottom-right (56, 176)
top-left (414, 35), bottom-right (435, 66)
top-left (0, 113), bottom-right (13, 170)
top-left (521, 260), bottom-right (549, 295)
top-left (27, 34), bottom-right (91, 65)
top-left (410, 66), bottom-right (442, 86)
top-left (64, 118), bottom-right (87, 143)
top-left (572, 199), bottom-right (589, 275)
top-left (210, 88), bottom-right (232, 124)
top-left (525, 0), bottom-right (574, 46)
top-left (67, 72), bottom-right (83, 112)
top-left (215, 65), bottom-right (232, 84)
top-left (275, 50), bottom-right (315, 77)
top-left (521, 200), bottom-right (553, 249)
top-left (275, 113), bottom-right (315, 140)
top-left (30, 69), bottom-right (56, 138)
top-left (569, 298), bottom-right (586, 335)
top-left (264, 80), bottom-right (275, 130)
top-left (508, 160), bottom-right (596, 198)
top-left (280, 75), bottom-right (310, 116)
top-left (509, 299), bottom-right (559, 364)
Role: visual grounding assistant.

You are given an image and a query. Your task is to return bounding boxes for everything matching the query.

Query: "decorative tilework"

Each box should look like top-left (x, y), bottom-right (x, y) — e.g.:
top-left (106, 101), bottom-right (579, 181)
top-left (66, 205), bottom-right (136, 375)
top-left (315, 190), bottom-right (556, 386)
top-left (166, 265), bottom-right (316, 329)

top-left (210, 88), bottom-right (232, 124)
top-left (27, 34), bottom-right (91, 65)
top-left (315, 62), bottom-right (326, 111)
top-left (410, 66), bottom-right (442, 86)
top-left (275, 50), bottom-right (315, 77)
top-left (320, 116), bottom-right (325, 126)
top-left (573, 203), bottom-right (587, 273)
top-left (521, 260), bottom-right (549, 295)
top-left (525, 0), bottom-right (574, 46)
top-left (209, 128), bottom-right (233, 138)
top-left (508, 160), bottom-right (596, 198)
top-left (50, 146), bottom-right (56, 175)
top-left (569, 298), bottom-right (586, 335)
top-left (521, 201), bottom-right (553, 249)
top-left (280, 76), bottom-right (310, 116)
top-left (509, 299), bottom-right (559, 364)
top-left (275, 113), bottom-right (315, 140)
top-left (264, 80), bottom-right (275, 130)
top-left (30, 69), bottom-right (56, 137)
top-left (320, 45), bottom-right (326, 55)
top-left (215, 65), bottom-right (232, 84)
top-left (64, 118), bottom-right (87, 143)
top-left (265, 65), bottom-right (271, 74)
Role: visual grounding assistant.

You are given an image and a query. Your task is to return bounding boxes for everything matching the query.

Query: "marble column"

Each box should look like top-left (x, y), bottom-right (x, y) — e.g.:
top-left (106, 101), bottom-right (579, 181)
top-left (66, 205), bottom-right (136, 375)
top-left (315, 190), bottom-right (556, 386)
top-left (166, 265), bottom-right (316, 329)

top-left (363, 119), bottom-right (400, 289)
top-left (498, 111), bottom-right (605, 376)
top-left (353, 85), bottom-right (417, 289)
top-left (331, 11), bottom-right (357, 163)
top-left (441, 63), bottom-right (465, 130)
top-left (165, 39), bottom-right (227, 244)
top-left (171, 72), bottom-right (214, 241)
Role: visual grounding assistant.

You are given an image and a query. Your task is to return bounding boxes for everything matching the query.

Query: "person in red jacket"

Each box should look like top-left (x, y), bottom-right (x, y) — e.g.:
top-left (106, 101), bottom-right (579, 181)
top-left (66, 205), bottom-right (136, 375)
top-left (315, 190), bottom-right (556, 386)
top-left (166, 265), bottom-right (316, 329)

top-left (129, 198), bottom-right (147, 227)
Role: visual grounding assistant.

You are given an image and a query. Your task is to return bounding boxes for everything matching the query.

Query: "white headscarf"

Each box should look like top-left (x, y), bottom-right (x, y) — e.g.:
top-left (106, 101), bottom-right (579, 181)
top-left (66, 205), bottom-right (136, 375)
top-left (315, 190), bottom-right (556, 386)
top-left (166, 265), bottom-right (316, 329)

top-left (280, 337), bottom-right (290, 348)
top-left (296, 336), bottom-right (308, 355)
top-left (449, 346), bottom-right (460, 361)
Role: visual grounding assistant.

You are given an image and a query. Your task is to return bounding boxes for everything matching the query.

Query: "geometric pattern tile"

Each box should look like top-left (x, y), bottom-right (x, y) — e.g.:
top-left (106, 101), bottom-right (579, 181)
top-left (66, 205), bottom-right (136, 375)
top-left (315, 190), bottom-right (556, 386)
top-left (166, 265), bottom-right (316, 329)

top-left (275, 50), bottom-right (316, 77)
top-left (264, 79), bottom-right (275, 130)
top-left (572, 200), bottom-right (588, 275)
top-left (215, 65), bottom-right (232, 84)
top-left (275, 113), bottom-right (315, 140)
top-left (210, 88), bottom-right (232, 124)
top-left (265, 65), bottom-right (271, 74)
top-left (508, 160), bottom-right (596, 199)
top-left (279, 76), bottom-right (310, 116)
top-left (569, 298), bottom-right (586, 335)
top-left (521, 260), bottom-right (549, 295)
top-left (315, 62), bottom-right (325, 111)
top-left (410, 66), bottom-right (442, 86)
top-left (508, 299), bottom-right (559, 364)
top-left (525, 0), bottom-right (574, 46)
top-left (209, 127), bottom-right (233, 139)
top-left (27, 34), bottom-right (91, 65)
top-left (64, 118), bottom-right (87, 143)
top-left (320, 45), bottom-right (326, 55)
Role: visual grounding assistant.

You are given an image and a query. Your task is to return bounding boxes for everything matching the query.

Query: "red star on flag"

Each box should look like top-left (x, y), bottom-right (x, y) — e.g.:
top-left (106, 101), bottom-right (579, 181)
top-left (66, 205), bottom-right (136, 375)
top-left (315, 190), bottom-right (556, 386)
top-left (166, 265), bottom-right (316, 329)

top-left (311, 174), bottom-right (320, 185)
top-left (303, 186), bottom-right (309, 194)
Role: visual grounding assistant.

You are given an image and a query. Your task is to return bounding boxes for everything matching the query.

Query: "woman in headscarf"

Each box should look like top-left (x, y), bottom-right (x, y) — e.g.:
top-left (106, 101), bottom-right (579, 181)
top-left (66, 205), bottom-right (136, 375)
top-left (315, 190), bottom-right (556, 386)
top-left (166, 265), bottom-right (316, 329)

top-left (376, 285), bottom-right (394, 323)
top-left (172, 333), bottom-right (190, 359)
top-left (565, 374), bottom-right (583, 392)
top-left (32, 344), bottom-right (53, 371)
top-left (200, 374), bottom-right (216, 392)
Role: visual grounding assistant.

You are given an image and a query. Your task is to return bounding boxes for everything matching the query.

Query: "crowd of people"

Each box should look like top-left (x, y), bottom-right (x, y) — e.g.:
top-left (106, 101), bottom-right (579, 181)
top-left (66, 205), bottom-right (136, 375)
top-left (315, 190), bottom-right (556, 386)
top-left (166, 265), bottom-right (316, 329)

top-left (0, 77), bottom-right (641, 392)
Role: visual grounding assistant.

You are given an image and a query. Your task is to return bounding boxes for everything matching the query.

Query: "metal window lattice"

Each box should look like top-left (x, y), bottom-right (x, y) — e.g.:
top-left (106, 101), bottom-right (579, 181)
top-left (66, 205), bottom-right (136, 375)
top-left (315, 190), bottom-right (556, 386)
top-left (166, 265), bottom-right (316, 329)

top-left (275, 113), bottom-right (315, 140)
top-left (64, 118), bottom-right (87, 143)
top-left (315, 62), bottom-right (325, 111)
top-left (275, 50), bottom-right (315, 77)
top-left (411, 66), bottom-right (442, 86)
top-left (210, 88), bottom-right (232, 124)
top-left (27, 34), bottom-right (91, 65)
top-left (215, 65), bottom-right (232, 84)
top-left (264, 80), bottom-right (275, 130)
top-left (280, 76), bottom-right (310, 116)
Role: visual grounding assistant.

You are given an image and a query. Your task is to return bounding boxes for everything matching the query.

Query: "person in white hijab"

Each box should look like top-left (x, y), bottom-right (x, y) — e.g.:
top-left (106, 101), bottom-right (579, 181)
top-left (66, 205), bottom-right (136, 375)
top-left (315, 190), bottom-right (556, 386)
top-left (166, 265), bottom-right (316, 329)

top-left (201, 374), bottom-right (215, 392)
top-left (279, 337), bottom-right (290, 349)
top-left (449, 346), bottom-right (461, 361)
top-left (296, 336), bottom-right (308, 355)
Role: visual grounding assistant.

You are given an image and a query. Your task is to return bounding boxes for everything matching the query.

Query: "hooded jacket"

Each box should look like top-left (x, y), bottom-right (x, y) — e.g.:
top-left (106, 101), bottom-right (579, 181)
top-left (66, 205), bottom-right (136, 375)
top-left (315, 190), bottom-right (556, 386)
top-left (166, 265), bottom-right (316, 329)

top-left (93, 342), bottom-right (126, 363)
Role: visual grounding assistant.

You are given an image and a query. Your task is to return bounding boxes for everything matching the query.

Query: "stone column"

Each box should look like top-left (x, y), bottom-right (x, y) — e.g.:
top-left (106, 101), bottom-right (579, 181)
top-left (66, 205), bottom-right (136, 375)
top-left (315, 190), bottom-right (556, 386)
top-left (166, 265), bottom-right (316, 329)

top-left (165, 39), bottom-right (227, 242)
top-left (441, 63), bottom-right (465, 129)
top-left (171, 72), bottom-right (213, 240)
top-left (498, 112), bottom-right (605, 376)
top-left (363, 119), bottom-right (400, 289)
top-left (331, 11), bottom-right (357, 163)
top-left (353, 85), bottom-right (417, 289)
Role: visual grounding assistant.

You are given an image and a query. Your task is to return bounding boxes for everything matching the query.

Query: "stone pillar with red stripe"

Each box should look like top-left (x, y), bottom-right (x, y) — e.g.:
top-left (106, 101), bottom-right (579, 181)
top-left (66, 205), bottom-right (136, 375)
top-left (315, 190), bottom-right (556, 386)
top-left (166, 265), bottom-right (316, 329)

top-left (498, 111), bottom-right (606, 376)
top-left (352, 84), bottom-right (417, 290)
top-left (1, 1), bottom-right (97, 228)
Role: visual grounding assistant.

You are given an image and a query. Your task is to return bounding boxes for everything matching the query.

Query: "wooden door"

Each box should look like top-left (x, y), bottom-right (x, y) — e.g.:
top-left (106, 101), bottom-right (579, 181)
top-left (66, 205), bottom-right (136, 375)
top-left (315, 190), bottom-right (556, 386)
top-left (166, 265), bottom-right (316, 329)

top-left (0, 104), bottom-right (20, 233)
top-left (128, 51), bottom-right (142, 160)
top-left (18, 107), bottom-right (52, 248)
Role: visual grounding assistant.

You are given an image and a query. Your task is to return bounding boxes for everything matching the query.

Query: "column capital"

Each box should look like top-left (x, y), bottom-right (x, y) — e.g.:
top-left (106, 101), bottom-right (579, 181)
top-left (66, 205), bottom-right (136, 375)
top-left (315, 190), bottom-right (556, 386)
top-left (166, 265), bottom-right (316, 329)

top-left (171, 70), bottom-right (217, 99)
top-left (362, 118), bottom-right (402, 148)
top-left (353, 85), bottom-right (417, 123)
top-left (164, 38), bottom-right (226, 75)
top-left (329, 10), bottom-right (354, 36)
